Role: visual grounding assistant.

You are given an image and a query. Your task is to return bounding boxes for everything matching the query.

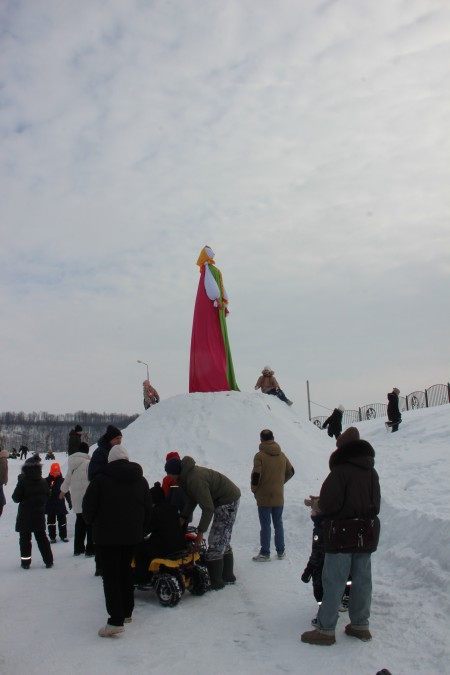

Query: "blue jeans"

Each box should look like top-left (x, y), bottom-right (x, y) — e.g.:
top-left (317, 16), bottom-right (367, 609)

top-left (257, 506), bottom-right (285, 556)
top-left (267, 388), bottom-right (289, 403)
top-left (317, 552), bottom-right (372, 631)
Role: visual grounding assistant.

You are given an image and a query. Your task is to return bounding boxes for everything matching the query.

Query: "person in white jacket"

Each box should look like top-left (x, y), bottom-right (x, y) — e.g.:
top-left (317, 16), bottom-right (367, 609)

top-left (60, 442), bottom-right (93, 556)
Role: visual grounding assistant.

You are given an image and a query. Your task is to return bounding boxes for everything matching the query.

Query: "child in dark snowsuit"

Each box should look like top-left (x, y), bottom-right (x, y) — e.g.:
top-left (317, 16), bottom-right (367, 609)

top-left (322, 406), bottom-right (344, 440)
top-left (12, 457), bottom-right (54, 569)
top-left (301, 505), bottom-right (351, 610)
top-left (387, 388), bottom-right (402, 432)
top-left (45, 463), bottom-right (72, 543)
top-left (134, 482), bottom-right (186, 586)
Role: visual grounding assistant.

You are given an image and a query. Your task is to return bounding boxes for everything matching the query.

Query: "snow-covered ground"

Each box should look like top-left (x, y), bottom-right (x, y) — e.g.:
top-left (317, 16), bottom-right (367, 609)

top-left (1, 393), bottom-right (449, 675)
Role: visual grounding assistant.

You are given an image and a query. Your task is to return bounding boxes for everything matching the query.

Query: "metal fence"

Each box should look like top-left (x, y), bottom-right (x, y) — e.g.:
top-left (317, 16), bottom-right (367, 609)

top-left (311, 382), bottom-right (450, 428)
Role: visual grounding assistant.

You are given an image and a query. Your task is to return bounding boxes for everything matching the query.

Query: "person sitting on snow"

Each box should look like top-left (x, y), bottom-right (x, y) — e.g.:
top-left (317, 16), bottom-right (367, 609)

top-left (255, 366), bottom-right (293, 406)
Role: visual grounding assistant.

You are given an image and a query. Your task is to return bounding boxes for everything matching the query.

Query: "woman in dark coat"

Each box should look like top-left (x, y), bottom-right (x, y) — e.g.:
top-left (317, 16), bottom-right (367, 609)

top-left (45, 463), bottom-right (72, 543)
top-left (83, 445), bottom-right (152, 638)
top-left (12, 457), bottom-right (53, 569)
top-left (301, 427), bottom-right (380, 645)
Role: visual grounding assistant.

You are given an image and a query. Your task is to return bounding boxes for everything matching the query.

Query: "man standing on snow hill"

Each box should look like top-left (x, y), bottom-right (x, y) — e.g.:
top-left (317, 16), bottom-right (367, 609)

top-left (251, 429), bottom-right (294, 561)
top-left (301, 427), bottom-right (380, 646)
top-left (165, 455), bottom-right (241, 590)
top-left (387, 388), bottom-right (402, 432)
top-left (322, 405), bottom-right (344, 440)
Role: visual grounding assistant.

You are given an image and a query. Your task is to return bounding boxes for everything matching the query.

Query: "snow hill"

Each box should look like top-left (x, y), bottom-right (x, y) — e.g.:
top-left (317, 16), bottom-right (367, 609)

top-left (1, 392), bottom-right (449, 675)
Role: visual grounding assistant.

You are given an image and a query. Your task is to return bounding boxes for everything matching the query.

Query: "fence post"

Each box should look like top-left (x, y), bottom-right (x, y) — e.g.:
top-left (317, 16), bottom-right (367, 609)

top-left (358, 407), bottom-right (362, 421)
top-left (306, 380), bottom-right (311, 421)
top-left (405, 396), bottom-right (409, 411)
top-left (425, 388), bottom-right (429, 408)
top-left (448, 383), bottom-right (450, 404)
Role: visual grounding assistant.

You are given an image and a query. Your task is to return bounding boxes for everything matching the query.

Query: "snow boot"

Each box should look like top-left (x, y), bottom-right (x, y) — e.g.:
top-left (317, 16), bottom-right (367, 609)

top-left (206, 558), bottom-right (225, 590)
top-left (301, 628), bottom-right (336, 646)
top-left (345, 624), bottom-right (372, 642)
top-left (222, 552), bottom-right (236, 584)
top-left (98, 624), bottom-right (125, 637)
top-left (252, 552), bottom-right (270, 561)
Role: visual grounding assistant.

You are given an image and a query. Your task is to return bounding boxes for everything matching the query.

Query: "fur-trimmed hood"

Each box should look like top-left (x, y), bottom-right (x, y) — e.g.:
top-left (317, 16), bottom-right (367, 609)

top-left (329, 439), bottom-right (375, 472)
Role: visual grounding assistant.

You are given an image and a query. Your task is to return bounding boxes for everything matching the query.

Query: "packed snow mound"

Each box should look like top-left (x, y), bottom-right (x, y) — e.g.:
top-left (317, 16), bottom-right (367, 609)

top-left (120, 391), bottom-right (333, 493)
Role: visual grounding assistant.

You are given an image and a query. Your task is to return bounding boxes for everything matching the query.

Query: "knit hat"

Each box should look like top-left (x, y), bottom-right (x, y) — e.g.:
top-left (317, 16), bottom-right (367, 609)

top-left (108, 445), bottom-right (129, 463)
top-left (393, 387), bottom-right (400, 395)
top-left (74, 424), bottom-right (83, 433)
top-left (336, 427), bottom-right (360, 448)
top-left (337, 404), bottom-right (345, 413)
top-left (165, 451), bottom-right (180, 462)
top-left (50, 462), bottom-right (61, 477)
top-left (79, 442), bottom-right (90, 454)
top-left (104, 425), bottom-right (122, 442)
top-left (164, 457), bottom-right (182, 475)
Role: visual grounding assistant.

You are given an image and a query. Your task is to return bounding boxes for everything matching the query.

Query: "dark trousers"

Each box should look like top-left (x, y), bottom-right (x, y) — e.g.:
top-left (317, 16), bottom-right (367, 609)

top-left (74, 513), bottom-right (94, 554)
top-left (134, 539), bottom-right (162, 584)
top-left (98, 544), bottom-right (135, 626)
top-left (19, 530), bottom-right (53, 566)
top-left (47, 513), bottom-right (67, 540)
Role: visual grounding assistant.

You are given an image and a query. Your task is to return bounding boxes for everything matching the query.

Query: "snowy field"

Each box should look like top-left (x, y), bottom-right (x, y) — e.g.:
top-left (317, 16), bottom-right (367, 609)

top-left (1, 392), bottom-right (449, 675)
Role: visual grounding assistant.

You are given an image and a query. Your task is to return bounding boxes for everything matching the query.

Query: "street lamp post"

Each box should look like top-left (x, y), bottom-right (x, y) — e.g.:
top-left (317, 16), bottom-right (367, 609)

top-left (137, 360), bottom-right (149, 380)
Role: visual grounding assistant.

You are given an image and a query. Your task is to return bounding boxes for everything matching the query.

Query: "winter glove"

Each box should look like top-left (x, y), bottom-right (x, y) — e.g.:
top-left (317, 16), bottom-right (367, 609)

top-left (301, 564), bottom-right (313, 583)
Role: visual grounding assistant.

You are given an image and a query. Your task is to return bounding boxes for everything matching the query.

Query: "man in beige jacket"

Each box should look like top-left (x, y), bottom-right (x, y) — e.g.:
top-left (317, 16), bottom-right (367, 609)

top-left (251, 429), bottom-right (295, 561)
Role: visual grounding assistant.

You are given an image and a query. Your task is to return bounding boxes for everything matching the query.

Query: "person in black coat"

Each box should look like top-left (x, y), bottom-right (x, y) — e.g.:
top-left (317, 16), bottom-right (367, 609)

top-left (87, 425), bottom-right (123, 575)
top-left (19, 446), bottom-right (29, 460)
top-left (12, 458), bottom-right (53, 569)
top-left (67, 425), bottom-right (83, 456)
top-left (301, 427), bottom-right (380, 646)
top-left (322, 406), bottom-right (344, 439)
top-left (45, 463), bottom-right (72, 543)
top-left (82, 445), bottom-right (152, 638)
top-left (88, 425), bottom-right (123, 481)
top-left (387, 388), bottom-right (402, 432)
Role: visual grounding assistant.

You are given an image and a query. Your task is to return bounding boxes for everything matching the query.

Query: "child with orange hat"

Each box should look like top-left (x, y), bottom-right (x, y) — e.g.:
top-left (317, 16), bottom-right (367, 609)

top-left (45, 463), bottom-right (72, 543)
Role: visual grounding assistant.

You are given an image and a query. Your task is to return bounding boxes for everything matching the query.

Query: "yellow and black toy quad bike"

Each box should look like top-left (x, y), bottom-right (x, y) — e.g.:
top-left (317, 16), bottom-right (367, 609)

top-left (132, 527), bottom-right (211, 607)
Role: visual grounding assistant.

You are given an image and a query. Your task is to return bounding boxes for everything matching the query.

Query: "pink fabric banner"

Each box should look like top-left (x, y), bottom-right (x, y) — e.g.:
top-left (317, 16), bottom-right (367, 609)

top-left (189, 265), bottom-right (230, 393)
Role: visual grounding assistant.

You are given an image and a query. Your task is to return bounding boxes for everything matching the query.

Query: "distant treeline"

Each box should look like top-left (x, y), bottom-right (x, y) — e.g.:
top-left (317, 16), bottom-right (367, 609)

top-left (0, 411), bottom-right (138, 426)
top-left (0, 410), bottom-right (139, 453)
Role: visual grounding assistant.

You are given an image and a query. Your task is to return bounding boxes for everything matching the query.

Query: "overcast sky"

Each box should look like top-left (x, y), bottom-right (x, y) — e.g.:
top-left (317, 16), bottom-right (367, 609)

top-left (1, 0), bottom-right (449, 418)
